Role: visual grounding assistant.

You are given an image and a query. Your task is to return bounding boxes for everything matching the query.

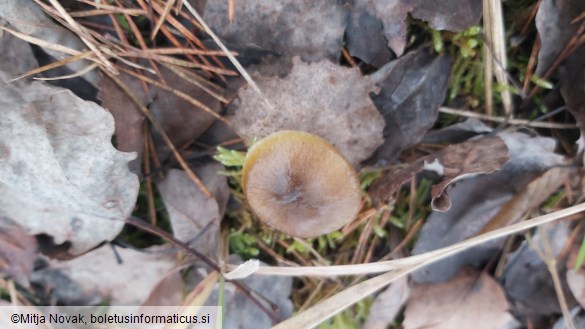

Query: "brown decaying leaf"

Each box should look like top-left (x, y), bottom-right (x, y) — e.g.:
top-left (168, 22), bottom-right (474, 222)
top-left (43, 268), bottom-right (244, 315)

top-left (363, 276), bottom-right (409, 329)
top-left (429, 135), bottom-right (509, 211)
top-left (369, 48), bottom-right (451, 164)
top-left (504, 222), bottom-right (576, 318)
top-left (411, 131), bottom-right (565, 283)
top-left (31, 245), bottom-right (177, 306)
top-left (98, 72), bottom-right (145, 175)
top-left (204, 0), bottom-right (347, 62)
top-left (0, 68), bottom-right (138, 254)
top-left (369, 135), bottom-right (509, 210)
top-left (0, 217), bottom-right (37, 286)
top-left (404, 268), bottom-right (517, 329)
top-left (157, 164), bottom-right (229, 258)
top-left (230, 56), bottom-right (385, 165)
top-left (98, 63), bottom-right (222, 167)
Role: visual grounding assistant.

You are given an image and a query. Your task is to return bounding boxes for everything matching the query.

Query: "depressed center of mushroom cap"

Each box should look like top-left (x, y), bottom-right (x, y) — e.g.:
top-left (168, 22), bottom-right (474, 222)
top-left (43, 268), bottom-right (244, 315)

top-left (242, 130), bottom-right (362, 238)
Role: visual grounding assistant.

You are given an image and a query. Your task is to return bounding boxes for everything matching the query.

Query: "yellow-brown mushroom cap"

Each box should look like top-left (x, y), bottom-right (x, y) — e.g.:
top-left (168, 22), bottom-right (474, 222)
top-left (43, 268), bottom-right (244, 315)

top-left (242, 130), bottom-right (362, 238)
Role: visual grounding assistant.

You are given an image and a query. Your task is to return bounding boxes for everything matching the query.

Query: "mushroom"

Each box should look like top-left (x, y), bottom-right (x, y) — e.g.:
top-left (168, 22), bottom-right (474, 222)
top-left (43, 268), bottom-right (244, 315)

top-left (242, 130), bottom-right (362, 238)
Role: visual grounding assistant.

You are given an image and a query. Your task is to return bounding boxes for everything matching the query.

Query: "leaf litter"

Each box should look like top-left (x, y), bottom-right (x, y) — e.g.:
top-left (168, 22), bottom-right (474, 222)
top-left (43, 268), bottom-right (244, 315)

top-left (1, 1), bottom-right (585, 329)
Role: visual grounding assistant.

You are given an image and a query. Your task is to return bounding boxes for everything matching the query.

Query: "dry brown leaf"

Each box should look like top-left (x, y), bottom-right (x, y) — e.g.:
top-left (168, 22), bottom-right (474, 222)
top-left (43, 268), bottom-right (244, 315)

top-left (411, 131), bottom-right (564, 283)
top-left (230, 56), bottom-right (384, 165)
top-left (31, 245), bottom-right (177, 305)
top-left (157, 164), bottom-right (229, 257)
top-left (363, 276), bottom-right (409, 329)
top-left (369, 135), bottom-right (509, 210)
top-left (0, 216), bottom-right (37, 286)
top-left (98, 64), bottom-right (222, 168)
top-left (404, 268), bottom-right (518, 329)
top-left (429, 135), bottom-right (509, 211)
top-left (98, 72), bottom-right (145, 175)
top-left (0, 68), bottom-right (138, 254)
top-left (204, 0), bottom-right (347, 62)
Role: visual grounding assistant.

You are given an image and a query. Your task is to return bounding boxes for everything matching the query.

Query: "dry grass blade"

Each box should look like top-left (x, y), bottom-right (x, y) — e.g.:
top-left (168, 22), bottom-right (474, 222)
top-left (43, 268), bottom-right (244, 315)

top-left (6, 51), bottom-right (93, 82)
top-left (269, 203), bottom-right (585, 328)
top-left (39, 0), bottom-right (118, 74)
top-left (439, 107), bottom-right (577, 129)
top-left (232, 202), bottom-right (585, 277)
top-left (483, 0), bottom-right (513, 115)
top-left (150, 0), bottom-right (177, 40)
top-left (182, 1), bottom-right (274, 110)
top-left (118, 66), bottom-right (231, 126)
top-left (68, 9), bottom-right (145, 17)
top-left (162, 64), bottom-right (229, 103)
top-left (272, 266), bottom-right (415, 329)
top-left (143, 48), bottom-right (231, 56)
top-left (33, 63), bottom-right (99, 80)
top-left (123, 52), bottom-right (237, 75)
top-left (0, 25), bottom-right (81, 56)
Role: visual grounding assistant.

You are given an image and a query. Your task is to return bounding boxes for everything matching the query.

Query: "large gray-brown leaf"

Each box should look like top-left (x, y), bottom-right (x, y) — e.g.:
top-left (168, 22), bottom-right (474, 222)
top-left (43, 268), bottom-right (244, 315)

top-left (369, 48), bottom-right (451, 164)
top-left (31, 245), bottom-right (177, 305)
top-left (230, 57), bottom-right (385, 165)
top-left (0, 216), bottom-right (37, 286)
top-left (411, 131), bottom-right (565, 283)
top-left (0, 70), bottom-right (138, 254)
top-left (204, 0), bottom-right (347, 62)
top-left (404, 269), bottom-right (518, 329)
top-left (157, 164), bottom-right (229, 258)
